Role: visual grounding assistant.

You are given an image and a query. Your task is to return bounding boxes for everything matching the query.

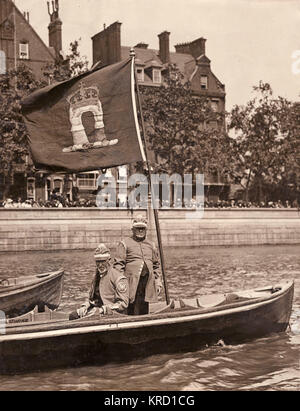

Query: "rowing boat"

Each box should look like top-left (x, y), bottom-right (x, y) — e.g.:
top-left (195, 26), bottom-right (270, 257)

top-left (0, 270), bottom-right (64, 318)
top-left (0, 280), bottom-right (293, 373)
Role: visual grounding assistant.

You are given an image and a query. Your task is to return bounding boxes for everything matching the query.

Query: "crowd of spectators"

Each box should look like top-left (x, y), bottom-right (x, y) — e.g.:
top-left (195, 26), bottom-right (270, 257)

top-left (203, 199), bottom-right (298, 209)
top-left (0, 196), bottom-right (97, 209)
top-left (0, 196), bottom-right (298, 209)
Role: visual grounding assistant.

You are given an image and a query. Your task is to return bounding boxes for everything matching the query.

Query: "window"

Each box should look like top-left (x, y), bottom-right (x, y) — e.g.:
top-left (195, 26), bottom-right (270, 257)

top-left (19, 42), bottom-right (29, 60)
top-left (53, 178), bottom-right (63, 193)
top-left (211, 99), bottom-right (219, 112)
top-left (200, 75), bottom-right (208, 90)
top-left (118, 165), bottom-right (127, 180)
top-left (46, 179), bottom-right (51, 200)
top-left (136, 68), bottom-right (144, 82)
top-left (27, 177), bottom-right (35, 200)
top-left (153, 69), bottom-right (161, 84)
top-left (198, 121), bottom-right (206, 131)
top-left (77, 173), bottom-right (98, 189)
top-left (209, 120), bottom-right (218, 129)
top-left (0, 51), bottom-right (6, 74)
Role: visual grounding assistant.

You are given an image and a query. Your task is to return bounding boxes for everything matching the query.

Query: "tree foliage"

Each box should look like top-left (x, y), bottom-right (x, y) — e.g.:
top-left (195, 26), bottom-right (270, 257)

top-left (0, 64), bottom-right (42, 198)
top-left (228, 82), bottom-right (299, 202)
top-left (43, 39), bottom-right (89, 83)
top-left (140, 64), bottom-right (231, 179)
top-left (0, 40), bottom-right (89, 199)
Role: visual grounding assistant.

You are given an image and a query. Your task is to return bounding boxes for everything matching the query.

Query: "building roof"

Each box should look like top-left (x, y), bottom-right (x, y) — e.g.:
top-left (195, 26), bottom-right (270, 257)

top-left (121, 45), bottom-right (194, 82)
top-left (121, 45), bottom-right (225, 93)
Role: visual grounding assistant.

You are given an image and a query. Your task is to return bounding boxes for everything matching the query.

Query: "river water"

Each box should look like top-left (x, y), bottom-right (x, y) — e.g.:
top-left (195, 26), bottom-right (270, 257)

top-left (0, 245), bottom-right (299, 391)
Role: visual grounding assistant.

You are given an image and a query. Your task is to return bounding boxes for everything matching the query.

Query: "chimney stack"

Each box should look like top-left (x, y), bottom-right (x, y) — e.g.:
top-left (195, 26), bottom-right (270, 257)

top-left (175, 37), bottom-right (206, 59)
top-left (47, 0), bottom-right (62, 57)
top-left (158, 31), bottom-right (170, 64)
top-left (189, 37), bottom-right (206, 58)
top-left (174, 43), bottom-right (190, 55)
top-left (92, 21), bottom-right (122, 67)
top-left (134, 42), bottom-right (149, 49)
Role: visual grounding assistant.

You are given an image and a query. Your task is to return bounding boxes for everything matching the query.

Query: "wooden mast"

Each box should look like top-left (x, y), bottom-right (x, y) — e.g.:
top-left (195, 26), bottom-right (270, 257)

top-left (130, 50), bottom-right (170, 305)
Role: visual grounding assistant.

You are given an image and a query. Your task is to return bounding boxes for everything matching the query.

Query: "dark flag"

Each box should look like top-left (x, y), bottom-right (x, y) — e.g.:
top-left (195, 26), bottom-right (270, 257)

top-left (21, 58), bottom-right (146, 172)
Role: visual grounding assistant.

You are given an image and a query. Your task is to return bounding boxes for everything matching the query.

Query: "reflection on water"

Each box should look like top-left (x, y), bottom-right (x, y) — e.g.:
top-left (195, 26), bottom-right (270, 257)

top-left (0, 245), bottom-right (299, 391)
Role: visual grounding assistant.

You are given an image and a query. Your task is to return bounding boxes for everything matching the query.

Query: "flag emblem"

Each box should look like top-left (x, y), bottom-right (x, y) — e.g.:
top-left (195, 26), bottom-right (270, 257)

top-left (64, 82), bottom-right (118, 153)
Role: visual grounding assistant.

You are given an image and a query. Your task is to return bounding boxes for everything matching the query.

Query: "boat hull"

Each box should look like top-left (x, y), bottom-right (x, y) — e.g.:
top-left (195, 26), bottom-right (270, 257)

top-left (0, 270), bottom-right (64, 318)
top-left (0, 280), bottom-right (294, 373)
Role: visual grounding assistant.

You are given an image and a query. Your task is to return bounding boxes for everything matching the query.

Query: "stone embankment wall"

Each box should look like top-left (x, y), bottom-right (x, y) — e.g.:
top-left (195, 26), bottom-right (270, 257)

top-left (0, 209), bottom-right (299, 252)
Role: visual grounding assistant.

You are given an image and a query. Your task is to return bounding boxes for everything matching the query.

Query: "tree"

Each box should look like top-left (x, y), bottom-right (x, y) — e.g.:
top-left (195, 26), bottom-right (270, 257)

top-left (228, 82), bottom-right (299, 203)
top-left (43, 39), bottom-right (89, 83)
top-left (0, 64), bottom-right (42, 199)
top-left (0, 40), bottom-right (89, 201)
top-left (0, 40), bottom-right (88, 199)
top-left (140, 64), bottom-right (231, 180)
top-left (283, 102), bottom-right (300, 204)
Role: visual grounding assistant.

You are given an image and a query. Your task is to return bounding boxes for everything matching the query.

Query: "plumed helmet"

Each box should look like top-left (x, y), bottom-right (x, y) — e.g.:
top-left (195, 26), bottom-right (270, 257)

top-left (94, 243), bottom-right (111, 261)
top-left (132, 215), bottom-right (148, 228)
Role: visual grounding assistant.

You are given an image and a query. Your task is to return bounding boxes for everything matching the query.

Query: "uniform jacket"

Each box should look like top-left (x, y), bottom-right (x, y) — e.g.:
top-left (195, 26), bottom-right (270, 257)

top-left (88, 263), bottom-right (129, 313)
top-left (114, 236), bottom-right (162, 303)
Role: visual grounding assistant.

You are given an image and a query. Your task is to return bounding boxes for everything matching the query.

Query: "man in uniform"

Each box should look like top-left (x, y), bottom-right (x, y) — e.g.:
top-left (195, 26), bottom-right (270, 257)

top-left (114, 215), bottom-right (163, 316)
top-left (69, 243), bottom-right (129, 320)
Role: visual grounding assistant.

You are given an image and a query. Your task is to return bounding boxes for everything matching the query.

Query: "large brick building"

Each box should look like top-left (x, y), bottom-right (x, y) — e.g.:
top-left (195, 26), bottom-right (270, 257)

top-left (0, 0), bottom-right (62, 77)
top-left (91, 22), bottom-right (228, 202)
top-left (92, 22), bottom-right (225, 113)
top-left (0, 0), bottom-right (75, 203)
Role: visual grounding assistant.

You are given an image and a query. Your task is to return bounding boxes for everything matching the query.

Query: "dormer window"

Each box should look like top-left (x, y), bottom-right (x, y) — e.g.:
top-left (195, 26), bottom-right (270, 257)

top-left (144, 59), bottom-right (163, 85)
top-left (153, 69), bottom-right (161, 84)
top-left (200, 75), bottom-right (208, 90)
top-left (19, 42), bottom-right (29, 60)
top-left (136, 68), bottom-right (144, 82)
top-left (135, 57), bottom-right (146, 82)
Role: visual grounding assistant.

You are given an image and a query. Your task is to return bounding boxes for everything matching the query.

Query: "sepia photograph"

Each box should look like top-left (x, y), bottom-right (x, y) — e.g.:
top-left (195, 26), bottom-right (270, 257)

top-left (0, 0), bottom-right (299, 394)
